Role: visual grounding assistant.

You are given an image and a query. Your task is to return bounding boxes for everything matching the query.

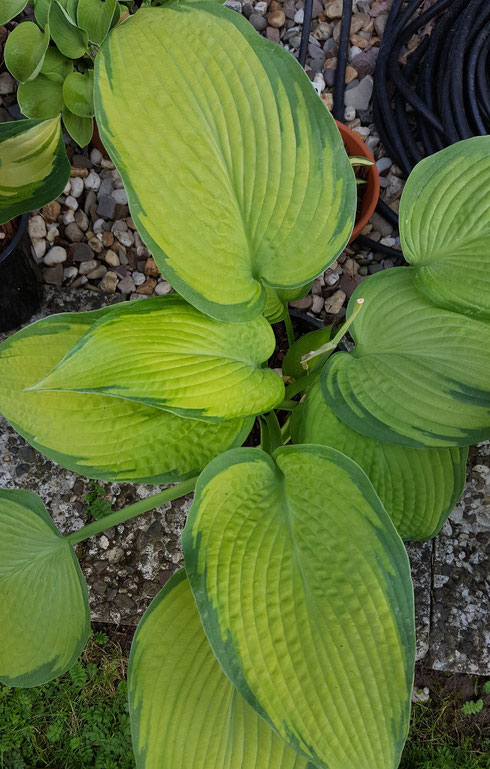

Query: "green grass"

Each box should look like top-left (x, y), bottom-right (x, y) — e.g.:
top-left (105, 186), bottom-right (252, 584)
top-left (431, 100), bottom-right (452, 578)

top-left (1, 634), bottom-right (488, 769)
top-left (0, 632), bottom-right (133, 769)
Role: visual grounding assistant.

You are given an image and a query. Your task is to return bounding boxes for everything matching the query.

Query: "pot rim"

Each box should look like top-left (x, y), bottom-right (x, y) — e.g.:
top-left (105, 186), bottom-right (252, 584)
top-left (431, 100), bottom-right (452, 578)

top-left (0, 213), bottom-right (29, 266)
top-left (335, 120), bottom-right (380, 244)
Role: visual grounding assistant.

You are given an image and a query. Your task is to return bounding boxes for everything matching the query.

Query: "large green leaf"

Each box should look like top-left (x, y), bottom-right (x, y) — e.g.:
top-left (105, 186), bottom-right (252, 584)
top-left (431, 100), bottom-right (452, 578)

top-left (291, 379), bottom-right (467, 540)
top-left (129, 569), bottom-right (310, 769)
top-left (34, 0), bottom-right (52, 27)
top-left (31, 295), bottom-right (284, 421)
top-left (0, 304), bottom-right (252, 483)
top-left (400, 137), bottom-right (490, 320)
top-left (18, 74), bottom-right (64, 119)
top-left (4, 22), bottom-right (50, 83)
top-left (0, 489), bottom-right (90, 687)
top-left (49, 0), bottom-right (88, 58)
top-left (282, 325), bottom-right (332, 379)
top-left (0, 117), bottom-right (69, 225)
top-left (321, 268), bottom-right (490, 448)
top-left (94, 3), bottom-right (356, 322)
top-left (77, 0), bottom-right (117, 45)
top-left (183, 445), bottom-right (415, 769)
top-left (0, 0), bottom-right (27, 25)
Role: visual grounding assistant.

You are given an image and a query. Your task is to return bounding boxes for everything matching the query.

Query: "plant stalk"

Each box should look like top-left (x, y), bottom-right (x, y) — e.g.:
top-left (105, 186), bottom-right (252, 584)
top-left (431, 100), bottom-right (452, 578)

top-left (301, 298), bottom-right (364, 368)
top-left (67, 476), bottom-right (198, 545)
top-left (284, 367), bottom-right (322, 399)
top-left (284, 309), bottom-right (295, 348)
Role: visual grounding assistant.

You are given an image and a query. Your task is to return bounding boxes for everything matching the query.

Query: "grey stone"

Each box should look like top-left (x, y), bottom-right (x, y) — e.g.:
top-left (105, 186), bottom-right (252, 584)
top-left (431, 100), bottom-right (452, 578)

top-left (370, 211), bottom-right (393, 237)
top-left (344, 75), bottom-right (373, 110)
top-left (70, 242), bottom-right (95, 262)
top-left (86, 265), bottom-right (107, 280)
top-left (351, 47), bottom-right (379, 77)
top-left (117, 275), bottom-right (137, 294)
top-left (0, 72), bottom-right (16, 94)
top-left (74, 209), bottom-right (89, 232)
top-left (249, 12), bottom-right (267, 30)
top-left (98, 178), bottom-right (114, 198)
top-left (406, 541), bottom-right (432, 661)
top-left (44, 246), bottom-right (67, 266)
top-left (84, 190), bottom-right (97, 215)
top-left (84, 171), bottom-right (101, 192)
top-left (374, 13), bottom-right (388, 36)
top-left (64, 222), bottom-right (84, 243)
top-left (43, 264), bottom-right (64, 286)
top-left (79, 259), bottom-right (99, 275)
top-left (97, 195), bottom-right (116, 220)
top-left (429, 444), bottom-right (490, 674)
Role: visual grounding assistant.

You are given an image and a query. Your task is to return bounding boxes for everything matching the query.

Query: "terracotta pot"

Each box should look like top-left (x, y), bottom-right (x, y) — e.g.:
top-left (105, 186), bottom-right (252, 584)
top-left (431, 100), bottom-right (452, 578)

top-left (335, 120), bottom-right (380, 244)
top-left (91, 119), bottom-right (108, 157)
top-left (0, 214), bottom-right (42, 332)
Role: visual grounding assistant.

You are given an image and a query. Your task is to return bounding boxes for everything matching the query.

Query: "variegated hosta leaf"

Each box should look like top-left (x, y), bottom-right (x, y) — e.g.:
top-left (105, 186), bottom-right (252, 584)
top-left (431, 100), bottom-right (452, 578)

top-left (321, 268), bottom-right (490, 448)
top-left (291, 379), bottom-right (467, 540)
top-left (31, 295), bottom-right (284, 421)
top-left (0, 117), bottom-right (69, 225)
top-left (129, 569), bottom-right (310, 769)
top-left (95, 3), bottom-right (356, 322)
top-left (0, 489), bottom-right (90, 687)
top-left (183, 445), bottom-right (415, 769)
top-left (0, 304), bottom-right (253, 483)
top-left (400, 137), bottom-right (490, 320)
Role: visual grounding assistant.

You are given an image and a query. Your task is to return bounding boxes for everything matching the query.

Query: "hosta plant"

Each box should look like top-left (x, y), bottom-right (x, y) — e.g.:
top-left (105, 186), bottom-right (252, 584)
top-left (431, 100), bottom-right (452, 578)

top-left (1, 2), bottom-right (490, 769)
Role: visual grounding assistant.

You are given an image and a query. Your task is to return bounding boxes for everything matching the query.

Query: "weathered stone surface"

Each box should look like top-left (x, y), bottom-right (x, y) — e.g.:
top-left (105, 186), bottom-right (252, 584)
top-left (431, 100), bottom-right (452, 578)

top-left (405, 541), bottom-right (432, 662)
top-left (429, 443), bottom-right (490, 674)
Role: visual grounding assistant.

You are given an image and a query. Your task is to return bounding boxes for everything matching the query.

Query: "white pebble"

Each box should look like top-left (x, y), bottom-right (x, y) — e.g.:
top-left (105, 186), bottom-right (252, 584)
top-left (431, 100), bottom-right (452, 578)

top-left (115, 230), bottom-right (134, 248)
top-left (63, 266), bottom-right (78, 280)
top-left (31, 238), bottom-right (47, 261)
top-left (111, 187), bottom-right (128, 205)
top-left (63, 181), bottom-right (71, 195)
top-left (325, 271), bottom-right (339, 286)
top-left (90, 148), bottom-right (103, 165)
top-left (344, 106), bottom-right (356, 121)
top-left (255, 1), bottom-right (267, 13)
top-left (132, 271), bottom-right (146, 286)
top-left (376, 156), bottom-right (392, 174)
top-left (28, 215), bottom-right (46, 240)
top-left (44, 246), bottom-right (67, 266)
top-left (46, 225), bottom-right (59, 243)
top-left (70, 176), bottom-right (84, 198)
top-left (155, 280), bottom-right (173, 295)
top-left (93, 218), bottom-right (105, 233)
top-left (63, 211), bottom-right (75, 225)
top-left (84, 171), bottom-right (101, 191)
top-left (311, 294), bottom-right (324, 314)
top-left (294, 8), bottom-right (304, 22)
top-left (312, 73), bottom-right (325, 95)
top-left (100, 158), bottom-right (115, 169)
top-left (65, 195), bottom-right (78, 210)
top-left (79, 259), bottom-right (98, 275)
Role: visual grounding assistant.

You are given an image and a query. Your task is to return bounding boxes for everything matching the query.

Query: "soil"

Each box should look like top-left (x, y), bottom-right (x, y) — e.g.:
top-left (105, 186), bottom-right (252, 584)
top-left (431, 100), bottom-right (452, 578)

top-left (0, 217), bottom-right (18, 255)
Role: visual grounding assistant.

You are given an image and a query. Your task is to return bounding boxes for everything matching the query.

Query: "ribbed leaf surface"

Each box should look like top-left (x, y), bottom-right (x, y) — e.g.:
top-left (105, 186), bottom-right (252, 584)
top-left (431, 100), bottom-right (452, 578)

top-left (31, 296), bottom-right (283, 421)
top-left (0, 117), bottom-right (69, 224)
top-left (0, 489), bottom-right (89, 687)
top-left (321, 268), bottom-right (490, 447)
top-left (129, 569), bottom-right (310, 769)
top-left (400, 137), bottom-right (490, 320)
top-left (183, 445), bottom-right (415, 769)
top-left (94, 2), bottom-right (355, 321)
top-left (0, 305), bottom-right (252, 483)
top-left (291, 379), bottom-right (467, 540)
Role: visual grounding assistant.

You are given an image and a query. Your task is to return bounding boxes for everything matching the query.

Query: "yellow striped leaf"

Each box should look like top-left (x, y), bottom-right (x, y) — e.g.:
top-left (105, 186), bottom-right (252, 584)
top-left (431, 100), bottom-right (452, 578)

top-left (0, 117), bottom-right (69, 225)
top-left (94, 3), bottom-right (355, 321)
top-left (0, 489), bottom-right (89, 687)
top-left (129, 569), bottom-right (311, 769)
top-left (0, 303), bottom-right (253, 482)
top-left (183, 445), bottom-right (415, 769)
top-left (291, 379), bottom-right (467, 540)
top-left (31, 295), bottom-right (284, 422)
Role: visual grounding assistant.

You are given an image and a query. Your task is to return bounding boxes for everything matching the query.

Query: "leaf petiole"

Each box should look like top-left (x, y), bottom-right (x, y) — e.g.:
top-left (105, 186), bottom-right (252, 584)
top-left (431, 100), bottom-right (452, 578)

top-left (301, 298), bottom-right (364, 368)
top-left (66, 476), bottom-right (198, 545)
